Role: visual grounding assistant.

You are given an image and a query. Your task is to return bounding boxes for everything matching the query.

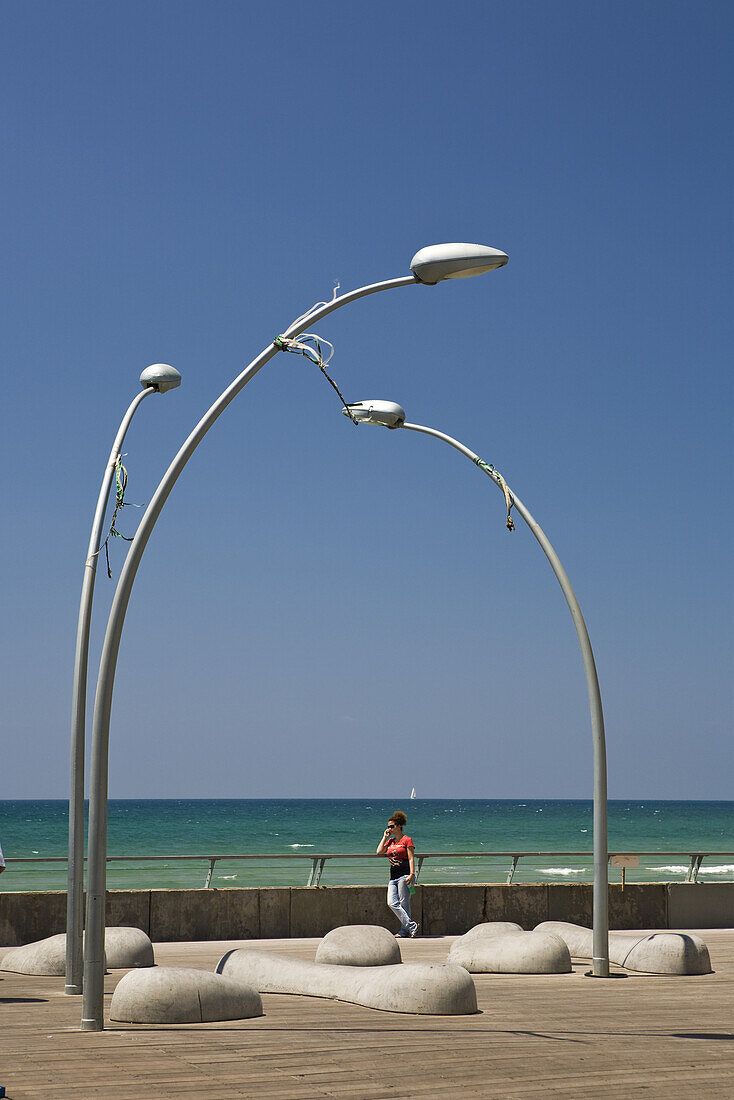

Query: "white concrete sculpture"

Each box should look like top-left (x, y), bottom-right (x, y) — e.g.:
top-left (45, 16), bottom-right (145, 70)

top-left (110, 967), bottom-right (263, 1023)
top-left (535, 921), bottom-right (712, 975)
top-left (449, 929), bottom-right (571, 974)
top-left (452, 921), bottom-right (524, 943)
top-left (217, 948), bottom-right (477, 1015)
top-left (315, 925), bottom-right (401, 966)
top-left (1, 933), bottom-right (69, 976)
top-left (0, 927), bottom-right (154, 977)
top-left (101, 927), bottom-right (155, 969)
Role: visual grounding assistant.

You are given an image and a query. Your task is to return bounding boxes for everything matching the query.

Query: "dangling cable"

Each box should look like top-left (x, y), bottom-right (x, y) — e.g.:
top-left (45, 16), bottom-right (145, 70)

top-left (287, 281), bottom-right (341, 330)
top-left (87, 455), bottom-right (142, 577)
top-left (474, 457), bottom-right (515, 530)
top-left (273, 317), bottom-right (358, 423)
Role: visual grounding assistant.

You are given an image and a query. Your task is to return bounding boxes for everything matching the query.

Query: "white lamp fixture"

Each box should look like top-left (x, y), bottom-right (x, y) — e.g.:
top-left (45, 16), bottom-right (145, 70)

top-left (344, 400), bottom-right (406, 428)
top-left (410, 243), bottom-right (509, 285)
top-left (139, 363), bottom-right (182, 393)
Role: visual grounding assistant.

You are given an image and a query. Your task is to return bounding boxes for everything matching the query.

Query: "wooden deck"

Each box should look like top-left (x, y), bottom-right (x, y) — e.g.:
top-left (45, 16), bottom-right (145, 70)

top-left (2, 930), bottom-right (733, 1098)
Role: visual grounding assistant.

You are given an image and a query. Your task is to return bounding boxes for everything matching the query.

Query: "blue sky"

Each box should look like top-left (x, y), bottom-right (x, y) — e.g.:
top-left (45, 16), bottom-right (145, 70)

top-left (1, 1), bottom-right (732, 799)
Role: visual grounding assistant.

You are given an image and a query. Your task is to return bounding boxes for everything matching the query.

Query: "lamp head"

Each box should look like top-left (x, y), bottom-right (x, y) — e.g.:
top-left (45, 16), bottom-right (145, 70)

top-left (343, 400), bottom-right (406, 429)
top-left (139, 363), bottom-right (182, 393)
top-left (410, 242), bottom-right (508, 285)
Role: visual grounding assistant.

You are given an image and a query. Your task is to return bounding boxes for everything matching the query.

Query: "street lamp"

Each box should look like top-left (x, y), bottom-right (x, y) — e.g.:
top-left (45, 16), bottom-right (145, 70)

top-left (80, 244), bottom-right (508, 1030)
top-left (410, 243), bottom-right (509, 283)
top-left (66, 365), bottom-right (181, 996)
top-left (342, 399), bottom-right (610, 978)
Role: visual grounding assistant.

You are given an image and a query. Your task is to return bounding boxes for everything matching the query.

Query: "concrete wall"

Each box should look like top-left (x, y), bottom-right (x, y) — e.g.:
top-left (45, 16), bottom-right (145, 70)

top-left (667, 882), bottom-right (734, 929)
top-left (0, 883), bottom-right (730, 947)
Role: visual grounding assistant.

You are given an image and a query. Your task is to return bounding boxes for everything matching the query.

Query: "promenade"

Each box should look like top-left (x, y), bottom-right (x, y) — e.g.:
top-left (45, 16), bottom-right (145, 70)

top-left (1, 929), bottom-right (733, 1099)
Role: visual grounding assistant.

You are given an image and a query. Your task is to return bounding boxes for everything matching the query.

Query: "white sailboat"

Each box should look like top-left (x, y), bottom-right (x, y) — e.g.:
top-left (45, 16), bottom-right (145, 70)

top-left (410, 787), bottom-right (416, 800)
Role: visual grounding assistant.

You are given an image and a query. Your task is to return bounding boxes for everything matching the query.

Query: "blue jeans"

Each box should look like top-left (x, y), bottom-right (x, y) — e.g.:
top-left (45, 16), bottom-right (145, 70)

top-left (387, 876), bottom-right (417, 935)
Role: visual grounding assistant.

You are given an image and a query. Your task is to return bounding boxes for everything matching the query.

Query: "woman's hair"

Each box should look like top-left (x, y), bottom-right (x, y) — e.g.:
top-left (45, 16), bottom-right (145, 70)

top-left (391, 811), bottom-right (407, 827)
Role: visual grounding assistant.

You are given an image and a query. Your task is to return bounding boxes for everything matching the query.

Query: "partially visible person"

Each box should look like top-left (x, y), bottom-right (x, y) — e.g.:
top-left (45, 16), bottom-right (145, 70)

top-left (0, 838), bottom-right (5, 875)
top-left (376, 811), bottom-right (418, 938)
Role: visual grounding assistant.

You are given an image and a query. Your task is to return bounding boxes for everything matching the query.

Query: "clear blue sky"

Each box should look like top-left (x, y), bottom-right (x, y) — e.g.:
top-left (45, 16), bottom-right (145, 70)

top-left (1, 1), bottom-right (731, 799)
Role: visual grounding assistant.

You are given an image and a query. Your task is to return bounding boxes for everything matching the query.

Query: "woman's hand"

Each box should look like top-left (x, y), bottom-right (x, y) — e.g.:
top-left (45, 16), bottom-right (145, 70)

top-left (406, 872), bottom-right (415, 885)
top-left (376, 828), bottom-right (392, 855)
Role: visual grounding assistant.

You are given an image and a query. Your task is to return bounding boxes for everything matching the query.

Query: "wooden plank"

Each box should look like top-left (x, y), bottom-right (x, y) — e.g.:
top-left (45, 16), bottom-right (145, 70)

top-left (1, 930), bottom-right (733, 1098)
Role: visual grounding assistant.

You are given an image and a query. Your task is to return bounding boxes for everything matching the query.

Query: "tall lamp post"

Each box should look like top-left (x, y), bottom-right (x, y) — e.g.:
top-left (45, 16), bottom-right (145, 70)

top-left (81, 244), bottom-right (509, 1030)
top-left (342, 399), bottom-right (610, 978)
top-left (66, 364), bottom-right (181, 996)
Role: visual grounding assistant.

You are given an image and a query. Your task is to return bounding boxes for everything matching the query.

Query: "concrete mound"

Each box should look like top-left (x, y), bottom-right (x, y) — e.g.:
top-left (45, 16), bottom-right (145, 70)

top-left (316, 925), bottom-right (401, 966)
top-left (0, 927), bottom-right (154, 976)
top-left (217, 948), bottom-right (477, 1015)
top-left (101, 927), bottom-right (155, 969)
top-left (454, 921), bottom-right (524, 943)
top-left (110, 967), bottom-right (263, 1023)
top-left (535, 921), bottom-right (712, 975)
top-left (622, 933), bottom-right (712, 975)
top-left (1, 933), bottom-right (69, 976)
top-left (449, 929), bottom-right (571, 974)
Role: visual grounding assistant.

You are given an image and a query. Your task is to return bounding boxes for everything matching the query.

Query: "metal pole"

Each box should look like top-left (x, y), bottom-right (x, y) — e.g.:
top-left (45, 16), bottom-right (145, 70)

top-left (81, 274), bottom-right (418, 1030)
top-left (401, 421), bottom-right (610, 976)
top-left (65, 385), bottom-right (156, 996)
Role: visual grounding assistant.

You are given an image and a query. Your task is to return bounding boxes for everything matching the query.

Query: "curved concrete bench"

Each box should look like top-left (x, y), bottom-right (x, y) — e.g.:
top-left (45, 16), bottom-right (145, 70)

top-left (217, 948), bottom-right (477, 1015)
top-left (449, 930), bottom-right (571, 974)
top-left (315, 925), bottom-right (401, 967)
top-left (1, 934), bottom-right (70, 976)
top-left (452, 921), bottom-right (523, 943)
top-left (110, 967), bottom-right (262, 1023)
top-left (104, 927), bottom-right (155, 969)
top-left (535, 921), bottom-right (712, 975)
top-left (0, 927), bottom-right (154, 976)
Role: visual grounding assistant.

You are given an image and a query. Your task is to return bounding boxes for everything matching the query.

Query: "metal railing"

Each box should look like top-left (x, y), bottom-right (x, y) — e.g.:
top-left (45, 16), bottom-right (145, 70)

top-left (5, 850), bottom-right (732, 887)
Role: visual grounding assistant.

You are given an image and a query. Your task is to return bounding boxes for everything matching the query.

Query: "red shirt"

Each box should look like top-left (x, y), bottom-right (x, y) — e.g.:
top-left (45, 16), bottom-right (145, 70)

top-left (386, 834), bottom-right (413, 879)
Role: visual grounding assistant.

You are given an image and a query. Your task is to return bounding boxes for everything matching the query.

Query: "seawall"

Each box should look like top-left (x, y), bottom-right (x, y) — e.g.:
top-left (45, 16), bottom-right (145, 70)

top-left (1, 882), bottom-right (732, 947)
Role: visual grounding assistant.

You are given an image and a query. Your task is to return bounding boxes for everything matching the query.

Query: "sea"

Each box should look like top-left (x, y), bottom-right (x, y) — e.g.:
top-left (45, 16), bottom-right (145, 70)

top-left (0, 798), bottom-right (732, 893)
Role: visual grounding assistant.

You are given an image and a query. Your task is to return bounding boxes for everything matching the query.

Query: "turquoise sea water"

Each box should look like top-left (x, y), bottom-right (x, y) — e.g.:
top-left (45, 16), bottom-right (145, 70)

top-left (1, 799), bottom-right (732, 892)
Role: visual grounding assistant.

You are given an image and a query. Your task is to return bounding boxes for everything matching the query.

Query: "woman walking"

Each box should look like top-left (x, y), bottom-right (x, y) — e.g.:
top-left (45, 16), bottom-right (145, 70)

top-left (377, 811), bottom-right (418, 937)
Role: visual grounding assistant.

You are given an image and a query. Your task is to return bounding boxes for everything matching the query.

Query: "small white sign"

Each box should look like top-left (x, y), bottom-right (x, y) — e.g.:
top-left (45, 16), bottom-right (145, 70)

top-left (610, 854), bottom-right (640, 867)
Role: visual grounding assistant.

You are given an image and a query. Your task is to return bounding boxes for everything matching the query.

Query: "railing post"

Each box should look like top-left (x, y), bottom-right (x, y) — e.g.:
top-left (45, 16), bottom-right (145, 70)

top-left (307, 859), bottom-right (318, 887)
top-left (205, 859), bottom-right (216, 888)
top-left (416, 856), bottom-right (424, 881)
top-left (507, 856), bottom-right (519, 885)
top-left (313, 858), bottom-right (326, 886)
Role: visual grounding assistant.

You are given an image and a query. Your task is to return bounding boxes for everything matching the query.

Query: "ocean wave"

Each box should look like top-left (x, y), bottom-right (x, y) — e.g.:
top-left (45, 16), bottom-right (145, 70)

top-left (652, 864), bottom-right (734, 876)
top-left (220, 874), bottom-right (237, 880)
top-left (288, 843), bottom-right (314, 848)
top-left (538, 867), bottom-right (586, 875)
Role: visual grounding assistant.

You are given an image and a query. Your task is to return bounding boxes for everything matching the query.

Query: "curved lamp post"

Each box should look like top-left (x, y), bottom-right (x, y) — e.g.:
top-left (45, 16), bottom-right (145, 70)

top-left (342, 399), bottom-right (610, 978)
top-left (80, 244), bottom-right (508, 1030)
top-left (66, 364), bottom-right (181, 996)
